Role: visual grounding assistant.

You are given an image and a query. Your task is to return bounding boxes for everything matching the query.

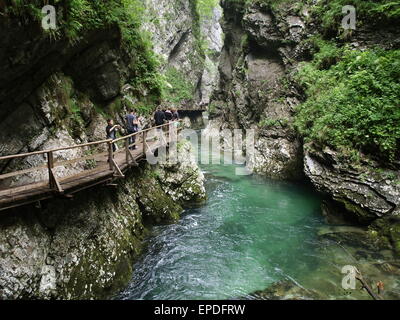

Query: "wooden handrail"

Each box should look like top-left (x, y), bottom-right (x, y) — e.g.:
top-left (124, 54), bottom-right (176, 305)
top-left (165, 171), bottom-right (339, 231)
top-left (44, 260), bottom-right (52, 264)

top-left (0, 120), bottom-right (182, 161)
top-left (112, 120), bottom-right (182, 143)
top-left (0, 119), bottom-right (185, 211)
top-left (0, 139), bottom-right (112, 161)
top-left (0, 119), bottom-right (182, 193)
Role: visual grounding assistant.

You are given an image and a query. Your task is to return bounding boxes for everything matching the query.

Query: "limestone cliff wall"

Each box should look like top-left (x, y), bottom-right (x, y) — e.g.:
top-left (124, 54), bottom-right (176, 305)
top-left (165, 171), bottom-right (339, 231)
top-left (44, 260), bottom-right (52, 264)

top-left (0, 2), bottom-right (207, 299)
top-left (142, 0), bottom-right (223, 107)
top-left (208, 0), bottom-right (308, 180)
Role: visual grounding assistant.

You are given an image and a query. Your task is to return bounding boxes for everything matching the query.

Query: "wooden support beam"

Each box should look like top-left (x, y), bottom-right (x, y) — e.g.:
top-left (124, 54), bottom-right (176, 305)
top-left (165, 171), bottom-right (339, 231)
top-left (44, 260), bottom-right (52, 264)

top-left (160, 130), bottom-right (168, 145)
top-left (105, 183), bottom-right (118, 187)
top-left (125, 139), bottom-right (130, 164)
top-left (47, 151), bottom-right (63, 193)
top-left (145, 140), bottom-right (154, 156)
top-left (142, 131), bottom-right (147, 156)
top-left (49, 168), bottom-right (64, 193)
top-left (0, 120), bottom-right (184, 212)
top-left (129, 151), bottom-right (139, 166)
top-left (111, 159), bottom-right (124, 178)
top-left (108, 142), bottom-right (114, 171)
top-left (125, 139), bottom-right (138, 166)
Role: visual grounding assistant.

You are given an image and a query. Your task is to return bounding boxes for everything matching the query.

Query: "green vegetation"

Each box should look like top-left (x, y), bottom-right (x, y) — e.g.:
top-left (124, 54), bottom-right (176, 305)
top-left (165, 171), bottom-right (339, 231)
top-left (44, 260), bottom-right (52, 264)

top-left (228, 0), bottom-right (400, 167)
top-left (224, 0), bottom-right (400, 30)
top-left (259, 117), bottom-right (289, 129)
top-left (188, 0), bottom-right (208, 65)
top-left (5, 1), bottom-right (144, 41)
top-left (5, 0), bottom-right (224, 109)
top-left (5, 0), bottom-right (163, 109)
top-left (196, 0), bottom-right (220, 18)
top-left (295, 42), bottom-right (400, 164)
top-left (303, 37), bottom-right (344, 69)
top-left (310, 0), bottom-right (400, 32)
top-left (162, 67), bottom-right (195, 105)
top-left (189, 0), bottom-right (224, 66)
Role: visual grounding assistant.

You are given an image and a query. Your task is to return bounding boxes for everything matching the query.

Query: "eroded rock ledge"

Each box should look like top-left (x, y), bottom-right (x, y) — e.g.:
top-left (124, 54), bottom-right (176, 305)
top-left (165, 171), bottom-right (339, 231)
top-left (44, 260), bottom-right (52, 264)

top-left (304, 144), bottom-right (400, 253)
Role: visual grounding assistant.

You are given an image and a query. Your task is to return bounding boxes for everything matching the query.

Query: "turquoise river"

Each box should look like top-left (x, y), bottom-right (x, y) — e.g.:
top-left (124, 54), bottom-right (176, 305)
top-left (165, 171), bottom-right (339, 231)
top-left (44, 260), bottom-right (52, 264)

top-left (118, 142), bottom-right (400, 300)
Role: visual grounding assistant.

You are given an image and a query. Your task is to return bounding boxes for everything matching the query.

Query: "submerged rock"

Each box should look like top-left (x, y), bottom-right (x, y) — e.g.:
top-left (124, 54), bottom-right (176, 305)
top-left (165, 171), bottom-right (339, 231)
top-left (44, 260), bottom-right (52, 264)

top-left (250, 280), bottom-right (321, 300)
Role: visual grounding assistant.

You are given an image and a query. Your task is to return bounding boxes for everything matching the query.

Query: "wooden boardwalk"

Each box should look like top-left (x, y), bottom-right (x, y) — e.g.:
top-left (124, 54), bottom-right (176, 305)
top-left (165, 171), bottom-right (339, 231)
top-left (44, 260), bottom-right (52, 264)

top-left (0, 121), bottom-right (182, 212)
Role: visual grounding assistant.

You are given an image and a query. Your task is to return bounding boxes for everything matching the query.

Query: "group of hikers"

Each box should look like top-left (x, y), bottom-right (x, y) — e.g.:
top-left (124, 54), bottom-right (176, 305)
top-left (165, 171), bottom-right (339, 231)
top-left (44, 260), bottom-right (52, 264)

top-left (105, 107), bottom-right (180, 151)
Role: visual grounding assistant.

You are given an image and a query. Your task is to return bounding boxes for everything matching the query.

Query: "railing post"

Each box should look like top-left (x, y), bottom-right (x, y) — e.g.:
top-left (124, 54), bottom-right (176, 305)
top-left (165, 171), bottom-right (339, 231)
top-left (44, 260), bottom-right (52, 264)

top-left (125, 138), bottom-right (130, 165)
top-left (143, 131), bottom-right (147, 156)
top-left (108, 141), bottom-right (114, 171)
top-left (47, 151), bottom-right (54, 189)
top-left (167, 122), bottom-right (171, 145)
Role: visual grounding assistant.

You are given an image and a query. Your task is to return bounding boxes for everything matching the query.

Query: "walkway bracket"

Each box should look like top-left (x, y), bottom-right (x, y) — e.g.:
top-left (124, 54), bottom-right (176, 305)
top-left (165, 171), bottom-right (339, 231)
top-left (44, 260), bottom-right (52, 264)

top-left (111, 159), bottom-right (125, 178)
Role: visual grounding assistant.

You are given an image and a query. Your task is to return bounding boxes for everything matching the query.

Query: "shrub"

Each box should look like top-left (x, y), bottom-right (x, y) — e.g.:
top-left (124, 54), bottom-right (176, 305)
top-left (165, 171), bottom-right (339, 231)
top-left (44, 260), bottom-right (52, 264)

top-left (310, 0), bottom-right (400, 33)
top-left (295, 47), bottom-right (400, 164)
top-left (4, 0), bottom-right (163, 108)
top-left (162, 67), bottom-right (195, 105)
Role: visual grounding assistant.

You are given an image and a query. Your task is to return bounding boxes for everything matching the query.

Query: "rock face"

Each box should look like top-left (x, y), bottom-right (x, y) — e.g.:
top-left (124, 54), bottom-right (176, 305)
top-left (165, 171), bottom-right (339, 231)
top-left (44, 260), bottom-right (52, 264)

top-left (158, 140), bottom-right (206, 204)
top-left (304, 145), bottom-right (400, 253)
top-left (0, 23), bottom-right (127, 123)
top-left (207, 1), bottom-right (310, 180)
top-left (0, 140), bottom-right (205, 300)
top-left (0, 73), bottom-right (104, 189)
top-left (250, 280), bottom-right (321, 300)
top-left (142, 0), bottom-right (223, 107)
top-left (305, 146), bottom-right (400, 223)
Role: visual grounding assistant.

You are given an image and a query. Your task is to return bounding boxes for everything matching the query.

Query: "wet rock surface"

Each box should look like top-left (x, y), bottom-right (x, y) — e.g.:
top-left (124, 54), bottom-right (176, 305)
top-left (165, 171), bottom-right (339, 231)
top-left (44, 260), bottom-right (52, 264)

top-left (305, 148), bottom-right (399, 221)
top-left (304, 144), bottom-right (400, 254)
top-left (250, 280), bottom-right (321, 300)
top-left (208, 1), bottom-right (309, 180)
top-left (158, 140), bottom-right (206, 205)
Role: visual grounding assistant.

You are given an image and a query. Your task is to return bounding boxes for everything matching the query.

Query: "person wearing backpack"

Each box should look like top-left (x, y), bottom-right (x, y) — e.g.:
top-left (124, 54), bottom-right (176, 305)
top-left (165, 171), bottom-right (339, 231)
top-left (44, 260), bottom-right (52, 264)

top-left (125, 109), bottom-right (138, 150)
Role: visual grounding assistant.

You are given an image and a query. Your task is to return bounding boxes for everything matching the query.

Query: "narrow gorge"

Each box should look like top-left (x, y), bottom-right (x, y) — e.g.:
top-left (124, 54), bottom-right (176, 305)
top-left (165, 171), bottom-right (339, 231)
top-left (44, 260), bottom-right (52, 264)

top-left (0, 0), bottom-right (399, 300)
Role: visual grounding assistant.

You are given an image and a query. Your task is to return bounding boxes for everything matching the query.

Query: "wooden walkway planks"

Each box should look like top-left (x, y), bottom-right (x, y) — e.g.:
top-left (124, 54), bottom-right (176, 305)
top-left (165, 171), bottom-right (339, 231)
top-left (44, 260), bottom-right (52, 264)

top-left (0, 121), bottom-right (181, 212)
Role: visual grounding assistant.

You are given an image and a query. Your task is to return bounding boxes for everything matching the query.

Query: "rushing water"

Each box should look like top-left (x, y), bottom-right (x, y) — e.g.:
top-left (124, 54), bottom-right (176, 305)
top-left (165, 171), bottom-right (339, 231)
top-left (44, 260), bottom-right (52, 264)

top-left (118, 143), bottom-right (400, 300)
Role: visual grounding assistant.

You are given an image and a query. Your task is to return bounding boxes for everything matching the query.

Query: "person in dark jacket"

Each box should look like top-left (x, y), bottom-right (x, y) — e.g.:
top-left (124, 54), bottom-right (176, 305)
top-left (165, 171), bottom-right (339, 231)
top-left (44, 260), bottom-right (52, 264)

top-left (106, 119), bottom-right (120, 152)
top-left (172, 108), bottom-right (180, 121)
top-left (164, 108), bottom-right (173, 122)
top-left (125, 109), bottom-right (138, 150)
top-left (154, 107), bottom-right (166, 127)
